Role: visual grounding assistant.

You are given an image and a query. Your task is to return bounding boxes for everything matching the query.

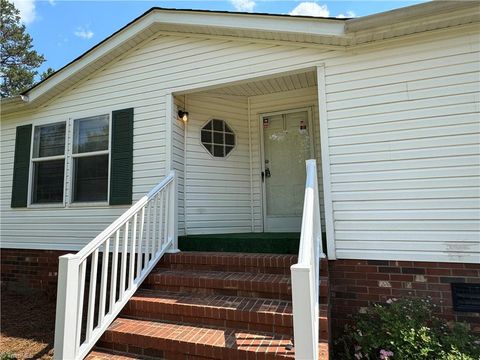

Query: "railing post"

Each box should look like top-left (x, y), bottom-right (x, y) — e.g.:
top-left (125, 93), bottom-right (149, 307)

top-left (54, 254), bottom-right (80, 360)
top-left (291, 264), bottom-right (318, 360)
top-left (167, 171), bottom-right (179, 253)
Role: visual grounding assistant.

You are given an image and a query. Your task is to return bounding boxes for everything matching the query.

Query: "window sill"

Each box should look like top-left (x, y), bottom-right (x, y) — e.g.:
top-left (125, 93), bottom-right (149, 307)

top-left (68, 201), bottom-right (110, 208)
top-left (28, 203), bottom-right (65, 209)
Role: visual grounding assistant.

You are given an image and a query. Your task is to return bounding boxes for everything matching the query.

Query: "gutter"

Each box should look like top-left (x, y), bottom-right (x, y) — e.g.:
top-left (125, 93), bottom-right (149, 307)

top-left (345, 1), bottom-right (478, 33)
top-left (0, 95), bottom-right (29, 117)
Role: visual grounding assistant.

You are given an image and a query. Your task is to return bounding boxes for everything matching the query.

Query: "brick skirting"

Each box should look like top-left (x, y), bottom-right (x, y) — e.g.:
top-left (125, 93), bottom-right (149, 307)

top-left (1, 248), bottom-right (69, 295)
top-left (329, 259), bottom-right (480, 335)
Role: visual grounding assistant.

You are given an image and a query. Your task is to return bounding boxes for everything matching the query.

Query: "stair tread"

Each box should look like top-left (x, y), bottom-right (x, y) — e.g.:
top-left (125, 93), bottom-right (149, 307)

top-left (86, 350), bottom-right (140, 359)
top-left (130, 289), bottom-right (329, 317)
top-left (103, 317), bottom-right (298, 358)
top-left (133, 289), bottom-right (293, 313)
top-left (150, 268), bottom-right (292, 282)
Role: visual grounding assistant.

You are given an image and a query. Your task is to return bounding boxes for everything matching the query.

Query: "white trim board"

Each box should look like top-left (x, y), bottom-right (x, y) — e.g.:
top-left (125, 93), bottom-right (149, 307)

top-left (316, 64), bottom-right (336, 260)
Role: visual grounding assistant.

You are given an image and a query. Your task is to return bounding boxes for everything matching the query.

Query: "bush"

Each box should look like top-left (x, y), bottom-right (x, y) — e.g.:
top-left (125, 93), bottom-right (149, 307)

top-left (335, 298), bottom-right (480, 360)
top-left (0, 353), bottom-right (17, 360)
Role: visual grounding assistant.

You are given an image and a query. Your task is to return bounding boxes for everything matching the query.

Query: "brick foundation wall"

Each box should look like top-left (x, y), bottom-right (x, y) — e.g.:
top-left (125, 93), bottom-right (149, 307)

top-left (1, 248), bottom-right (69, 295)
top-left (329, 259), bottom-right (480, 335)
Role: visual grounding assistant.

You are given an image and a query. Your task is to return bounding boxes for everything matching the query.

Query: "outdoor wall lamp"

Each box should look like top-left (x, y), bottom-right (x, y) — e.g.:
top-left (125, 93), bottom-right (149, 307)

top-left (178, 110), bottom-right (189, 122)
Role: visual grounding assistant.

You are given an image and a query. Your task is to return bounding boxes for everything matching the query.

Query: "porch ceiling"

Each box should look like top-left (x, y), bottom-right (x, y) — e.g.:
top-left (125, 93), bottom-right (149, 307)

top-left (205, 71), bottom-right (317, 97)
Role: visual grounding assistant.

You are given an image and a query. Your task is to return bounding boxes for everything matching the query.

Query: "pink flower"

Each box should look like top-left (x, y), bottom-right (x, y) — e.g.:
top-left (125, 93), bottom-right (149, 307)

top-left (380, 349), bottom-right (394, 359)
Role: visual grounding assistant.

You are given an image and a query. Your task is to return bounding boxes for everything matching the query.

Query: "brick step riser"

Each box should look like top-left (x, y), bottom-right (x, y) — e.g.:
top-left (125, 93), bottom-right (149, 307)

top-left (92, 348), bottom-right (213, 360)
top-left (156, 263), bottom-right (292, 275)
top-left (157, 255), bottom-right (329, 277)
top-left (142, 284), bottom-right (292, 301)
top-left (120, 299), bottom-right (330, 340)
top-left (97, 331), bottom-right (294, 360)
top-left (142, 283), bottom-right (328, 305)
top-left (143, 280), bottom-right (328, 302)
top-left (156, 263), bottom-right (329, 277)
top-left (122, 308), bottom-right (294, 337)
top-left (121, 299), bottom-right (293, 336)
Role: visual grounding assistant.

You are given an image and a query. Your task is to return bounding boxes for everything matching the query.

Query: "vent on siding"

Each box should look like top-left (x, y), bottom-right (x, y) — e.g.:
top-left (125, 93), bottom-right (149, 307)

top-left (451, 283), bottom-right (480, 312)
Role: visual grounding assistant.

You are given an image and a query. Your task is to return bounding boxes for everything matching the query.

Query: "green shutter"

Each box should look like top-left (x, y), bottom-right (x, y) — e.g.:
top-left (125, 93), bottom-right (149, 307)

top-left (11, 124), bottom-right (32, 208)
top-left (110, 108), bottom-right (134, 205)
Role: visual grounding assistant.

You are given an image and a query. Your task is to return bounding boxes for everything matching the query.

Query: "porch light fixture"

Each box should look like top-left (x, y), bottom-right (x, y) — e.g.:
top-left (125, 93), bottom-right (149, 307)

top-left (178, 110), bottom-right (189, 122)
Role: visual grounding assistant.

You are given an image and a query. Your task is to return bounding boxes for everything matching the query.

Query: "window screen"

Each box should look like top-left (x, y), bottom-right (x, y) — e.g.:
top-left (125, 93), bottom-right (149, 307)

top-left (31, 122), bottom-right (66, 203)
top-left (72, 115), bottom-right (109, 202)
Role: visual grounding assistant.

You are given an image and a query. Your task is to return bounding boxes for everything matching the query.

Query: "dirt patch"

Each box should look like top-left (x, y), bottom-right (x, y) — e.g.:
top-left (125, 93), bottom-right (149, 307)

top-left (1, 291), bottom-right (56, 360)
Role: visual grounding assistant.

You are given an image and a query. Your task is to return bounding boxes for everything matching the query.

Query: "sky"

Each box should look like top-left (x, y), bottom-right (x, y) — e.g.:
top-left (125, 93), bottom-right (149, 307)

top-left (12, 0), bottom-right (429, 77)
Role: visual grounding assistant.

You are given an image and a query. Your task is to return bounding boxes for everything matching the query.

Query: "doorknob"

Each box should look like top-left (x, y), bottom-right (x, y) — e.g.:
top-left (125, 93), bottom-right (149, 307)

top-left (265, 168), bottom-right (271, 178)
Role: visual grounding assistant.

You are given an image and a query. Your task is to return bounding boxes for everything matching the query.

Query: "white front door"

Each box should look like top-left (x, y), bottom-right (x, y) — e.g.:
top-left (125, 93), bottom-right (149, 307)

top-left (261, 108), bottom-right (314, 232)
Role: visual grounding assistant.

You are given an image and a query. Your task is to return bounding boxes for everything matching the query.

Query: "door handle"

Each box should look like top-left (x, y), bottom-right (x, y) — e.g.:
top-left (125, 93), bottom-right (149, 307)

top-left (265, 168), bottom-right (271, 178)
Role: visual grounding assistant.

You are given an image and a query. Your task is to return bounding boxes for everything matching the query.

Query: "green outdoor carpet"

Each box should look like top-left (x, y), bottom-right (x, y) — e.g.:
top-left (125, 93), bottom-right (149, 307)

top-left (178, 233), bottom-right (301, 254)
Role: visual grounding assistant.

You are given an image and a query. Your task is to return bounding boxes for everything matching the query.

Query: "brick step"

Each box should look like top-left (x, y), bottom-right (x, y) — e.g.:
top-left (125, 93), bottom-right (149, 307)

top-left (96, 317), bottom-right (329, 360)
top-left (144, 268), bottom-right (291, 300)
top-left (86, 350), bottom-right (142, 360)
top-left (144, 268), bottom-right (328, 301)
top-left (122, 289), bottom-right (330, 340)
top-left (157, 252), bottom-right (328, 277)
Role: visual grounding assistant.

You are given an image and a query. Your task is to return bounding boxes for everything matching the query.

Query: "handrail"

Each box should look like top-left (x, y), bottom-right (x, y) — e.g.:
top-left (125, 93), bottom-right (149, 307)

top-left (54, 171), bottom-right (178, 360)
top-left (76, 172), bottom-right (176, 261)
top-left (291, 160), bottom-right (324, 360)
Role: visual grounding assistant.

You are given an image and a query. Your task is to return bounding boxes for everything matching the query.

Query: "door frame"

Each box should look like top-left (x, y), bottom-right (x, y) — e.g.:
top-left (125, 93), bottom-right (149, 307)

top-left (259, 106), bottom-right (315, 232)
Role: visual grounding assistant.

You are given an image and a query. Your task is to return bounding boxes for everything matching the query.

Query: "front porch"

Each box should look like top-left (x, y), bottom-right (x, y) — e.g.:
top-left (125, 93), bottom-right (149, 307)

top-left (170, 69), bottom-right (327, 239)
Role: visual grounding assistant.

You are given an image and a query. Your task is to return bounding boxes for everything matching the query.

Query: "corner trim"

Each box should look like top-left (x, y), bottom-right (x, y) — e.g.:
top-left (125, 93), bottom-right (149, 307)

top-left (316, 64), bottom-right (336, 260)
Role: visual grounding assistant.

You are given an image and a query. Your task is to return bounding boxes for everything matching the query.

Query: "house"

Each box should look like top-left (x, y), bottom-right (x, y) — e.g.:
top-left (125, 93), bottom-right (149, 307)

top-left (1, 1), bottom-right (479, 359)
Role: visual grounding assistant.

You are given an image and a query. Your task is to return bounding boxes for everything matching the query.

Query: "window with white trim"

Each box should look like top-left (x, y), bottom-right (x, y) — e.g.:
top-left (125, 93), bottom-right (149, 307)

top-left (31, 122), bottom-right (66, 204)
top-left (72, 114), bottom-right (110, 202)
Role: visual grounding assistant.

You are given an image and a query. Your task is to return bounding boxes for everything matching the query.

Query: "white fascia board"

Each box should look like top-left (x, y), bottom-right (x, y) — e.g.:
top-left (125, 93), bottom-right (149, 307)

top-left (345, 1), bottom-right (478, 33)
top-left (0, 96), bottom-right (29, 116)
top-left (25, 10), bottom-right (344, 103)
top-left (151, 10), bottom-right (346, 37)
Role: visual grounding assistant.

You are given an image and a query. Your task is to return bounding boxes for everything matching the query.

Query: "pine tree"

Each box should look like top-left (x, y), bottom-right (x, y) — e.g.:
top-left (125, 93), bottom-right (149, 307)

top-left (40, 67), bottom-right (55, 80)
top-left (1, 0), bottom-right (45, 98)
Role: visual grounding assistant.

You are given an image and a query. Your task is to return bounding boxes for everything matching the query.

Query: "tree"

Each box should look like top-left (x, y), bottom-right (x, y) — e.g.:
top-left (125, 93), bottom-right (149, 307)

top-left (40, 67), bottom-right (55, 80)
top-left (1, 0), bottom-right (45, 98)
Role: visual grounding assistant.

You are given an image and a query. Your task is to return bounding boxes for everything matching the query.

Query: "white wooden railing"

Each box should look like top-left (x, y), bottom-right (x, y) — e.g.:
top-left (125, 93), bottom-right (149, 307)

top-left (291, 159), bottom-right (325, 360)
top-left (54, 171), bottom-right (177, 360)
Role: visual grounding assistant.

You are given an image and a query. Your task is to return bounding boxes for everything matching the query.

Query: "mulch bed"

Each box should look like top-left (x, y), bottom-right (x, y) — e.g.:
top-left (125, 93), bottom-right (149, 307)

top-left (1, 291), bottom-right (56, 360)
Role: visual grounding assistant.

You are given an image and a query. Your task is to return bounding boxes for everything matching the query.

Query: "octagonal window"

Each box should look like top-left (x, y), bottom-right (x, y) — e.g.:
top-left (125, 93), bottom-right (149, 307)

top-left (201, 119), bottom-right (235, 158)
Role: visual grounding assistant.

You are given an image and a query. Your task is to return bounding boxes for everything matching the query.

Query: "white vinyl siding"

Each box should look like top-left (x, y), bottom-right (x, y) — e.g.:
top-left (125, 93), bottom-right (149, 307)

top-left (1, 26), bottom-right (478, 264)
top-left (3, 33), bottom-right (333, 249)
top-left (183, 93), bottom-right (251, 234)
top-left (181, 87), bottom-right (322, 235)
top-left (325, 31), bottom-right (480, 263)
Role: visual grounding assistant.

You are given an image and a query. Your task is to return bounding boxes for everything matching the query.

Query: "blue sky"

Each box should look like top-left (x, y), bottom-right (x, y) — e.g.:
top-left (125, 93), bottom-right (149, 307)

top-left (13, 0), bottom-right (428, 77)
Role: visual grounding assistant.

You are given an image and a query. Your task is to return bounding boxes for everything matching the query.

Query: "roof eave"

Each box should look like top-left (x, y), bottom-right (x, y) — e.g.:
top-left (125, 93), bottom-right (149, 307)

top-left (345, 1), bottom-right (479, 32)
top-left (22, 9), bottom-right (346, 104)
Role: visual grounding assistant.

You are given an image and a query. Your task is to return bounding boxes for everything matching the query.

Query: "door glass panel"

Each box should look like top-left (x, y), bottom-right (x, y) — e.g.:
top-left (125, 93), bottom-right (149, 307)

top-left (264, 111), bottom-right (312, 217)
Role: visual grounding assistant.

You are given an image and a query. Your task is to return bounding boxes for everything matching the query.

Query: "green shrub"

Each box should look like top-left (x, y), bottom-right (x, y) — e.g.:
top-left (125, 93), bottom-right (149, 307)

top-left (335, 298), bottom-right (480, 360)
top-left (0, 353), bottom-right (17, 360)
